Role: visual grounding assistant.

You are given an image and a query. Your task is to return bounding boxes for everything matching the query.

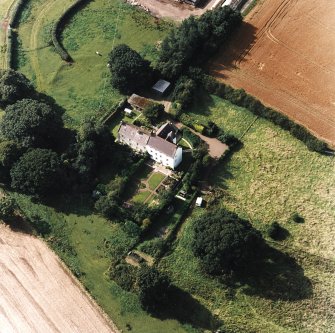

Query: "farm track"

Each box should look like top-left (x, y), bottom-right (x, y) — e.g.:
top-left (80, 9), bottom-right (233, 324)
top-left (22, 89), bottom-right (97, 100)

top-left (0, 0), bottom-right (17, 69)
top-left (210, 0), bottom-right (335, 145)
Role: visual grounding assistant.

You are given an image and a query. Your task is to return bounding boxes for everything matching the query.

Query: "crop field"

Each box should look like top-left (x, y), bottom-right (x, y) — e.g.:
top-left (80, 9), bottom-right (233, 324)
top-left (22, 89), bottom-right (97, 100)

top-left (0, 223), bottom-right (116, 332)
top-left (160, 92), bottom-right (335, 332)
top-left (14, 0), bottom-right (172, 126)
top-left (209, 0), bottom-right (335, 146)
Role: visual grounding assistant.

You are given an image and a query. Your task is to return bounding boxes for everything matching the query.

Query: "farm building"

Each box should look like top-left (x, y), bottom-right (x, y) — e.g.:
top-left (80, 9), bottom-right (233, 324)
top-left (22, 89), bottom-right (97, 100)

top-left (128, 94), bottom-right (152, 111)
top-left (152, 79), bottom-right (171, 96)
top-left (117, 122), bottom-right (182, 169)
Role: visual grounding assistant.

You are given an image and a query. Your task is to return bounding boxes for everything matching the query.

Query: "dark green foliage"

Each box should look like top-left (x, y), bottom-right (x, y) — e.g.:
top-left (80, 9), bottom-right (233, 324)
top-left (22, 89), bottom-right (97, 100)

top-left (1, 99), bottom-right (64, 148)
top-left (143, 103), bottom-right (164, 124)
top-left (28, 214), bottom-right (52, 237)
top-left (217, 133), bottom-right (240, 147)
top-left (172, 76), bottom-right (196, 112)
top-left (0, 197), bottom-right (17, 220)
top-left (204, 121), bottom-right (220, 137)
top-left (157, 7), bottom-right (242, 79)
top-left (110, 263), bottom-right (137, 291)
top-left (268, 222), bottom-right (281, 240)
top-left (192, 208), bottom-right (265, 275)
top-left (0, 69), bottom-right (35, 106)
top-left (109, 44), bottom-right (153, 94)
top-left (10, 148), bottom-right (63, 196)
top-left (290, 212), bottom-right (305, 223)
top-left (202, 75), bottom-right (328, 152)
top-left (137, 266), bottom-right (171, 313)
top-left (63, 120), bottom-right (115, 186)
top-left (94, 195), bottom-right (120, 220)
top-left (182, 128), bottom-right (200, 147)
top-left (122, 220), bottom-right (141, 238)
top-left (138, 238), bottom-right (165, 259)
top-left (0, 140), bottom-right (24, 182)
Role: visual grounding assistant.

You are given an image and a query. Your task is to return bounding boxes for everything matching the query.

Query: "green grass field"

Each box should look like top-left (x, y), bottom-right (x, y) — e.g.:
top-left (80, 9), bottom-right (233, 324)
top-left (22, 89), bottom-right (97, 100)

top-left (159, 91), bottom-right (335, 333)
top-left (15, 0), bottom-right (172, 127)
top-left (148, 172), bottom-right (165, 190)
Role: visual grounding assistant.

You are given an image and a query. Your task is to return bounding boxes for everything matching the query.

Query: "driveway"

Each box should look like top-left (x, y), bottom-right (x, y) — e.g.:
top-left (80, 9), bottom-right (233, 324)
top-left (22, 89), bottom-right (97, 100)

top-left (175, 122), bottom-right (229, 158)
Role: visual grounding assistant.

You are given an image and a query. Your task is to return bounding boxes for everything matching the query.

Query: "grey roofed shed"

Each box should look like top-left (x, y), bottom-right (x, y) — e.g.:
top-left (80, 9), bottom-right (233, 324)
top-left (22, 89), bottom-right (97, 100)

top-left (152, 79), bottom-right (171, 95)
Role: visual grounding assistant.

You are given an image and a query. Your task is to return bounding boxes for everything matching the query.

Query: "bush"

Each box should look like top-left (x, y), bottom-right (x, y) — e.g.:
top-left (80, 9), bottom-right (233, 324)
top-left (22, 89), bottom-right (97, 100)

top-left (138, 238), bottom-right (165, 259)
top-left (0, 197), bottom-right (17, 220)
top-left (172, 76), bottom-right (197, 111)
top-left (182, 128), bottom-right (201, 148)
top-left (110, 263), bottom-right (137, 291)
top-left (94, 195), bottom-right (121, 220)
top-left (290, 212), bottom-right (304, 223)
top-left (143, 103), bottom-right (164, 124)
top-left (268, 221), bottom-right (281, 240)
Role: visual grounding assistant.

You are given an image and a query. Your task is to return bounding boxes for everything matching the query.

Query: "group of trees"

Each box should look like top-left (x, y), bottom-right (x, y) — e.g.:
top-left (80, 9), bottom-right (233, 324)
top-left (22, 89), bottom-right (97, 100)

top-left (0, 70), bottom-right (118, 198)
top-left (157, 7), bottom-right (242, 80)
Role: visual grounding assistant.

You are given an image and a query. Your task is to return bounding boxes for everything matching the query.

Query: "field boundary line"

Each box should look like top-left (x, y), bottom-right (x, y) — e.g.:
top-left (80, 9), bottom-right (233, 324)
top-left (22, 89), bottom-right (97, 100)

top-left (239, 116), bottom-right (259, 140)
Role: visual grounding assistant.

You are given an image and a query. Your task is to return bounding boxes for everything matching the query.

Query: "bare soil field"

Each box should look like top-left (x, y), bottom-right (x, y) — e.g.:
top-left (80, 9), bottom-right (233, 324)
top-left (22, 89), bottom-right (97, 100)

top-left (132, 0), bottom-right (218, 21)
top-left (209, 0), bottom-right (335, 146)
top-left (0, 224), bottom-right (117, 333)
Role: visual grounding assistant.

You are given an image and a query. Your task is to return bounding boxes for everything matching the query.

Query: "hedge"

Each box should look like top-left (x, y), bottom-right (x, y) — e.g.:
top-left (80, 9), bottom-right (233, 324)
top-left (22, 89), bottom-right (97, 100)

top-left (52, 0), bottom-right (91, 62)
top-left (201, 75), bottom-right (328, 153)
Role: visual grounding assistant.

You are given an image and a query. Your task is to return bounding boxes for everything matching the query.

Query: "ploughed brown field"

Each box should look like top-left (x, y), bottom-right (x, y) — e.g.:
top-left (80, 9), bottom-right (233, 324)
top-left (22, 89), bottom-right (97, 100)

top-left (209, 0), bottom-right (335, 146)
top-left (0, 225), bottom-right (117, 333)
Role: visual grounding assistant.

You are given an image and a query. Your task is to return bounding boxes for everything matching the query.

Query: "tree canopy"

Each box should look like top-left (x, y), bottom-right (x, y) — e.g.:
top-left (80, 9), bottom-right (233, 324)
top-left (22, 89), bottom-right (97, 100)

top-left (1, 99), bottom-right (64, 148)
top-left (0, 69), bottom-right (35, 106)
top-left (0, 140), bottom-right (24, 182)
top-left (109, 44), bottom-right (153, 94)
top-left (137, 266), bottom-right (171, 313)
top-left (158, 7), bottom-right (242, 79)
top-left (143, 103), bottom-right (164, 124)
top-left (10, 148), bottom-right (63, 196)
top-left (192, 208), bottom-right (265, 275)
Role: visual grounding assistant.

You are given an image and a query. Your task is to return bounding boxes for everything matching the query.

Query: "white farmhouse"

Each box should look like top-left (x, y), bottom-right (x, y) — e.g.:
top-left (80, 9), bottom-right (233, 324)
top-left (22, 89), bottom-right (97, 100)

top-left (117, 122), bottom-right (182, 169)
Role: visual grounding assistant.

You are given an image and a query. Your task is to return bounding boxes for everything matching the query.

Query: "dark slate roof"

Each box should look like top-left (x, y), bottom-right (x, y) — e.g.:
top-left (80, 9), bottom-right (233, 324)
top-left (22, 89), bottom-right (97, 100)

top-left (147, 136), bottom-right (177, 158)
top-left (118, 122), bottom-right (150, 147)
top-left (156, 122), bottom-right (179, 140)
top-left (152, 79), bottom-right (171, 94)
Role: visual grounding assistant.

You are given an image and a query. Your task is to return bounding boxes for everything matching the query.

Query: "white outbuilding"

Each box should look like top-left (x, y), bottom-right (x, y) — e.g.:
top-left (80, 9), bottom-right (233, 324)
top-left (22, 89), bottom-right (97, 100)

top-left (152, 79), bottom-right (171, 96)
top-left (196, 197), bottom-right (203, 207)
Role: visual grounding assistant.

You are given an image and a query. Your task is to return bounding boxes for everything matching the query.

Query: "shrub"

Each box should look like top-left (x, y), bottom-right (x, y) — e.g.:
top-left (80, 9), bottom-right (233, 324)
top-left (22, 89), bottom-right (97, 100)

top-left (143, 103), bottom-right (164, 124)
top-left (138, 238), bottom-right (165, 259)
top-left (268, 221), bottom-right (281, 240)
top-left (110, 263), bottom-right (137, 291)
top-left (290, 212), bottom-right (304, 223)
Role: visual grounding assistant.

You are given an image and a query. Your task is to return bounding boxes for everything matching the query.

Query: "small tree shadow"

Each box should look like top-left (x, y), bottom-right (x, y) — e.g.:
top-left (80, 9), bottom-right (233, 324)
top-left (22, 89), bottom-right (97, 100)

top-left (235, 245), bottom-right (312, 301)
top-left (150, 285), bottom-right (222, 331)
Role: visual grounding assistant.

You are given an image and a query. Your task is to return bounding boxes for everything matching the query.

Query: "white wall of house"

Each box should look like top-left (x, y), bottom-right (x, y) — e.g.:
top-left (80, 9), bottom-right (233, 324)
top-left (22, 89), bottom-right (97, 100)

top-left (118, 135), bottom-right (147, 153)
top-left (146, 146), bottom-right (174, 168)
top-left (174, 147), bottom-right (183, 168)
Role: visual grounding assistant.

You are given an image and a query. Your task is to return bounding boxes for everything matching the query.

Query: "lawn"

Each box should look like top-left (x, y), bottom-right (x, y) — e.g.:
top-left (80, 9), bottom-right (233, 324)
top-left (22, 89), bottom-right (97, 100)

top-left (14, 0), bottom-right (172, 127)
top-left (132, 190), bottom-right (151, 204)
top-left (160, 92), bottom-right (335, 333)
top-left (148, 172), bottom-right (165, 190)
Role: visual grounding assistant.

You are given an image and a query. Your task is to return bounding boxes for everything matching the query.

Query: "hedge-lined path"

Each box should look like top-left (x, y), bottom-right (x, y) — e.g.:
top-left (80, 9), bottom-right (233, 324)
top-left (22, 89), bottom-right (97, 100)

top-left (0, 0), bottom-right (17, 69)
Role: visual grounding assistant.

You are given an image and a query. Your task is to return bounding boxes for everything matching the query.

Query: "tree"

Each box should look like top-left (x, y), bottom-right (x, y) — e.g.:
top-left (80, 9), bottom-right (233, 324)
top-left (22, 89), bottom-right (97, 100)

top-left (137, 266), bottom-right (171, 313)
top-left (1, 99), bottom-right (64, 148)
top-left (0, 69), bottom-right (35, 106)
top-left (108, 44), bottom-right (153, 94)
top-left (0, 140), bottom-right (24, 182)
top-left (0, 197), bottom-right (17, 220)
top-left (143, 103), bottom-right (164, 124)
top-left (172, 76), bottom-right (196, 111)
top-left (94, 195), bottom-right (120, 220)
top-left (10, 148), bottom-right (63, 196)
top-left (192, 209), bottom-right (265, 275)
top-left (157, 7), bottom-right (242, 79)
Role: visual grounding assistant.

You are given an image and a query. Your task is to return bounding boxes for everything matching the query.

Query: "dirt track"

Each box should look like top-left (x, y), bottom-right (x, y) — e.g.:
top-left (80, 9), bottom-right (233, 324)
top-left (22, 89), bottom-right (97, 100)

top-left (209, 0), bottom-right (335, 146)
top-left (133, 0), bottom-right (218, 21)
top-left (0, 224), bottom-right (117, 333)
